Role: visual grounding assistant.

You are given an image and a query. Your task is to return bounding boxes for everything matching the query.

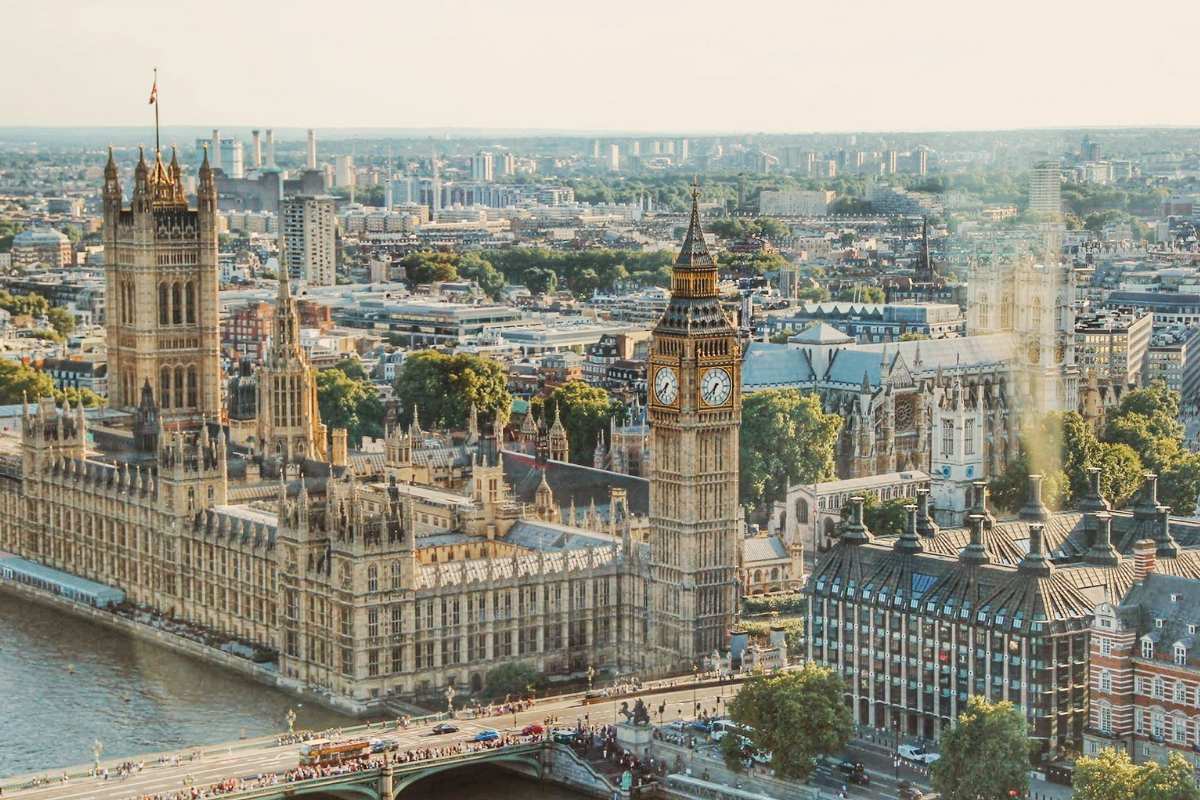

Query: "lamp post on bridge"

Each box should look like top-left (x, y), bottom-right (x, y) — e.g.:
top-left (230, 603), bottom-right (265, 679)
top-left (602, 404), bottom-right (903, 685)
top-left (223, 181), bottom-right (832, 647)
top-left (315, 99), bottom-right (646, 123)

top-left (286, 708), bottom-right (297, 735)
top-left (587, 664), bottom-right (596, 692)
top-left (445, 684), bottom-right (456, 717)
top-left (92, 739), bottom-right (103, 773)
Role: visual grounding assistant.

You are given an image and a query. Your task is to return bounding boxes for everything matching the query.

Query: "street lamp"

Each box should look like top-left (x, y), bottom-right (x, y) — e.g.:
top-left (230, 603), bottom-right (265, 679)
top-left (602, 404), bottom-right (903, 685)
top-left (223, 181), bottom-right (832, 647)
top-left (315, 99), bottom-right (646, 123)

top-left (286, 708), bottom-right (297, 735)
top-left (587, 664), bottom-right (596, 692)
top-left (92, 739), bottom-right (103, 773)
top-left (692, 664), bottom-right (700, 719)
top-left (444, 684), bottom-right (456, 716)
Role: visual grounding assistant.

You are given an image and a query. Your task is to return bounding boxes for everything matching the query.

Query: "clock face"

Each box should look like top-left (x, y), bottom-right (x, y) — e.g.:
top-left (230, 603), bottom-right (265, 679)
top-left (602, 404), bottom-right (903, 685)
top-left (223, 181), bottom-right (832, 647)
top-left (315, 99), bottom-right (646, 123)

top-left (700, 367), bottom-right (732, 406)
top-left (654, 366), bottom-right (679, 405)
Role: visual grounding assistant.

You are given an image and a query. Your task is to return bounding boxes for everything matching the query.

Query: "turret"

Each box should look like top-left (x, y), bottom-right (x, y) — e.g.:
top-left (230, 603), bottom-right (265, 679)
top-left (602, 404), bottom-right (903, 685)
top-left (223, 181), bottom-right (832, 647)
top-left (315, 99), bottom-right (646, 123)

top-left (197, 144), bottom-right (215, 213)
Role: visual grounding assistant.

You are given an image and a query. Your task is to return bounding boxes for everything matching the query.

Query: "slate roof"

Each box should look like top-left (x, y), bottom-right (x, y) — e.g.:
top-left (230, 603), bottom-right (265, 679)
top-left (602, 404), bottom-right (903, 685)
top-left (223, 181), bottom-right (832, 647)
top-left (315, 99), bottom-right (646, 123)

top-left (788, 322), bottom-right (853, 345)
top-left (742, 343), bottom-right (814, 390)
top-left (743, 535), bottom-right (790, 564)
top-left (501, 450), bottom-right (649, 516)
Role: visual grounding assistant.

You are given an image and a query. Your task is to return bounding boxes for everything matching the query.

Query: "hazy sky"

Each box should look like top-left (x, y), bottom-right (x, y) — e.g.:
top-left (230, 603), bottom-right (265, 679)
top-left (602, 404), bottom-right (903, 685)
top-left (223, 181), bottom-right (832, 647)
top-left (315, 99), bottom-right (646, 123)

top-left (4, 0), bottom-right (1198, 133)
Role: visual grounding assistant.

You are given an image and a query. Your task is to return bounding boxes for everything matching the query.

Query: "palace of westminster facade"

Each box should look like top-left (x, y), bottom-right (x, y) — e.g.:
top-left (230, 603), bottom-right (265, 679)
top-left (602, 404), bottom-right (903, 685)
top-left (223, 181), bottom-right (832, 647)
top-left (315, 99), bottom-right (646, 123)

top-left (0, 150), bottom-right (742, 705)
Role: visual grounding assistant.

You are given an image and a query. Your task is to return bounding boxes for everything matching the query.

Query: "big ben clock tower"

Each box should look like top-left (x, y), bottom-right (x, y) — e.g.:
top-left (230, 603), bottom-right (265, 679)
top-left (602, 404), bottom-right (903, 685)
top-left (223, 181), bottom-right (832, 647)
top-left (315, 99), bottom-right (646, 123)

top-left (648, 187), bottom-right (742, 668)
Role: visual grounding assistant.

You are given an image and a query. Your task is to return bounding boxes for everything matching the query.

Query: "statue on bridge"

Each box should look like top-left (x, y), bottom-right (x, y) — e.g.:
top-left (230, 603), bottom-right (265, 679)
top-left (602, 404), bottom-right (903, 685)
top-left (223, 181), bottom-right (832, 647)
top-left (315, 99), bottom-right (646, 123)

top-left (618, 698), bottom-right (651, 726)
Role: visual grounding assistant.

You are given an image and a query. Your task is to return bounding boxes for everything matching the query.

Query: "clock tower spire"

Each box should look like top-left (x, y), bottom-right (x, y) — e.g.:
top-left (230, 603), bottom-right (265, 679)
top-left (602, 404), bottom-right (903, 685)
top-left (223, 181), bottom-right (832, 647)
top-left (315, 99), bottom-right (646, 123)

top-left (647, 185), bottom-right (742, 668)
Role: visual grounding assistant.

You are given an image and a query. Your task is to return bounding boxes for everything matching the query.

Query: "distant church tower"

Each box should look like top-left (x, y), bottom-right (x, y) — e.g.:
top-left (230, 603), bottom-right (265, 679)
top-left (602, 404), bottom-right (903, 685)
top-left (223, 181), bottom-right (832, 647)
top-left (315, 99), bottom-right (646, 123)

top-left (648, 187), bottom-right (742, 667)
top-left (256, 266), bottom-right (328, 463)
top-left (103, 145), bottom-right (221, 422)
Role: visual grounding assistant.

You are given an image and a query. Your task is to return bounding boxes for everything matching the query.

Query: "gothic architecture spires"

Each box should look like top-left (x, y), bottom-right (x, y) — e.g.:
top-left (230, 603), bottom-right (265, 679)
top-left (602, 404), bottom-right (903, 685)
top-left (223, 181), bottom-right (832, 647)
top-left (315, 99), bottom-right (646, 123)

top-left (255, 263), bottom-right (328, 463)
top-left (648, 185), bottom-right (742, 666)
top-left (104, 142), bottom-right (221, 422)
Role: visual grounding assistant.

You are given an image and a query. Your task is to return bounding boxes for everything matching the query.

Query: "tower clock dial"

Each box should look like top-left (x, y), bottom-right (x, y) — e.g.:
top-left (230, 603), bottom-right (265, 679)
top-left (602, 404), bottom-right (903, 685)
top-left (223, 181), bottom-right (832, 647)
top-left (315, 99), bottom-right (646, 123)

top-left (654, 366), bottom-right (679, 405)
top-left (700, 367), bottom-right (732, 406)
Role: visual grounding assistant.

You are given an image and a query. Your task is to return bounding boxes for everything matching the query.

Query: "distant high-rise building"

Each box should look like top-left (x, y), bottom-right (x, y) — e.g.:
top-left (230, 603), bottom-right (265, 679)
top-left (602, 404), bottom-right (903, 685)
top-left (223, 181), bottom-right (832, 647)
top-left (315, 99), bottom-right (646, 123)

top-left (471, 151), bottom-right (494, 182)
top-left (265, 129), bottom-right (276, 168)
top-left (210, 129), bottom-right (221, 170)
top-left (334, 155), bottom-right (355, 188)
top-left (591, 139), bottom-right (601, 159)
top-left (678, 138), bottom-right (689, 163)
top-left (886, 150), bottom-right (898, 175)
top-left (916, 147), bottom-right (928, 176)
top-left (220, 139), bottom-right (244, 179)
top-left (251, 130), bottom-right (262, 169)
top-left (630, 140), bottom-right (641, 157)
top-left (1029, 161), bottom-right (1063, 217)
top-left (608, 143), bottom-right (620, 172)
top-left (1081, 135), bottom-right (1101, 162)
top-left (497, 152), bottom-right (515, 177)
top-left (306, 129), bottom-right (317, 169)
top-left (282, 195), bottom-right (337, 286)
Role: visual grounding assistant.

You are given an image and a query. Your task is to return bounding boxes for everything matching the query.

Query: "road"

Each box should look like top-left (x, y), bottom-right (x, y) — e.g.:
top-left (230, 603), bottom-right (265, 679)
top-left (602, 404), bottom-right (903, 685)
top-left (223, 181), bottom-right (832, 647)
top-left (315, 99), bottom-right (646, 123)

top-left (2, 677), bottom-right (933, 800)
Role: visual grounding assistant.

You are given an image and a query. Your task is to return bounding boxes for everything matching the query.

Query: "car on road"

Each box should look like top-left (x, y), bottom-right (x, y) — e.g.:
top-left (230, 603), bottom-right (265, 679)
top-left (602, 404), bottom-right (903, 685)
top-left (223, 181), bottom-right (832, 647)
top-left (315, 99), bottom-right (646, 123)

top-left (472, 729), bottom-right (501, 742)
top-left (551, 728), bottom-right (577, 744)
top-left (898, 744), bottom-right (940, 765)
top-left (898, 780), bottom-right (926, 800)
top-left (836, 759), bottom-right (870, 785)
top-left (431, 723), bottom-right (459, 735)
top-left (369, 739), bottom-right (398, 754)
top-left (665, 720), bottom-right (687, 732)
top-left (521, 723), bottom-right (545, 736)
top-left (688, 719), bottom-right (713, 733)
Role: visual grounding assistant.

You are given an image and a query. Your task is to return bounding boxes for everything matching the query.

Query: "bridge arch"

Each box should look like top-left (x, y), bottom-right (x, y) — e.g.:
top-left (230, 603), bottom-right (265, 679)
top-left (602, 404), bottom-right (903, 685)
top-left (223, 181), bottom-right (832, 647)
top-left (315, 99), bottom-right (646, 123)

top-left (279, 785), bottom-right (380, 800)
top-left (391, 755), bottom-right (543, 798)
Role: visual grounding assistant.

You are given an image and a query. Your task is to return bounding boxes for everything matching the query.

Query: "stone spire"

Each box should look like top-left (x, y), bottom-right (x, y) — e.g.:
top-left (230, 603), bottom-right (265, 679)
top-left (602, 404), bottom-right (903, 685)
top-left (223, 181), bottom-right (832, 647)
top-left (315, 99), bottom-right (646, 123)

top-left (670, 183), bottom-right (719, 299)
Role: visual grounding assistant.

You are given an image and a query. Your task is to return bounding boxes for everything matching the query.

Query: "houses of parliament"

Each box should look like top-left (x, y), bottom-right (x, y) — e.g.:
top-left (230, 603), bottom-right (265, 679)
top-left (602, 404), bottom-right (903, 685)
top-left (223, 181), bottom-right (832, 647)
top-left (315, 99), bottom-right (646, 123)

top-left (0, 147), bottom-right (742, 706)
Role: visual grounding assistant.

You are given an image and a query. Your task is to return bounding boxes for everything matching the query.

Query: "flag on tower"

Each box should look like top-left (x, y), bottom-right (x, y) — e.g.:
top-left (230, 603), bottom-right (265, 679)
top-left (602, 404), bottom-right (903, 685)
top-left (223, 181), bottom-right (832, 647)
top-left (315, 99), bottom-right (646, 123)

top-left (148, 73), bottom-right (158, 105)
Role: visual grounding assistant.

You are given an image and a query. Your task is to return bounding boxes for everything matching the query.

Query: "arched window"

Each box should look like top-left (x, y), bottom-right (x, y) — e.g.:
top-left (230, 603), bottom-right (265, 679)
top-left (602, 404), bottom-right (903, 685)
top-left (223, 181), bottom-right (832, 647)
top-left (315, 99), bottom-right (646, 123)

top-left (1000, 294), bottom-right (1013, 330)
top-left (753, 569), bottom-right (763, 584)
top-left (977, 293), bottom-right (990, 329)
top-left (187, 366), bottom-right (197, 408)
top-left (171, 282), bottom-right (182, 325)
top-left (159, 283), bottom-right (169, 325)
top-left (391, 561), bottom-right (402, 591)
top-left (174, 366), bottom-right (184, 409)
top-left (1030, 296), bottom-right (1043, 331)
top-left (160, 367), bottom-right (172, 408)
top-left (185, 282), bottom-right (196, 324)
top-left (367, 564), bottom-right (378, 593)
top-left (770, 567), bottom-right (779, 581)
top-left (795, 498), bottom-right (810, 525)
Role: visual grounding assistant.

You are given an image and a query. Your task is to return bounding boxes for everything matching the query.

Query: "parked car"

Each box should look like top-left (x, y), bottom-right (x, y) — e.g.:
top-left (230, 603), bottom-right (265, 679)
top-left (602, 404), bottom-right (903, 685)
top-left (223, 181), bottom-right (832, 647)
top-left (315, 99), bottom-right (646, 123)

top-left (898, 744), bottom-right (940, 765)
top-left (836, 760), bottom-right (870, 785)
top-left (431, 723), bottom-right (459, 735)
top-left (472, 729), bottom-right (501, 742)
top-left (521, 723), bottom-right (545, 736)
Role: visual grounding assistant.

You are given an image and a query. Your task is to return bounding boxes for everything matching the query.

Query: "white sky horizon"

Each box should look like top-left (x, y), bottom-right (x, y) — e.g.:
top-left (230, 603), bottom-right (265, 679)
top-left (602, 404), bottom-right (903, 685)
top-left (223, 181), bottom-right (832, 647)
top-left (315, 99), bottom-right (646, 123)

top-left (5, 0), bottom-right (1198, 132)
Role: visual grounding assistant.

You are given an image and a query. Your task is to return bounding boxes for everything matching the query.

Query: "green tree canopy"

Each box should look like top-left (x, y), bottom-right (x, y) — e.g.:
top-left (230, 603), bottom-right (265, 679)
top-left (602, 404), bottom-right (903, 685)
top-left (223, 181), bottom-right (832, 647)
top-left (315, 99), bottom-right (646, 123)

top-left (0, 360), bottom-right (56, 404)
top-left (726, 664), bottom-right (852, 781)
top-left (399, 251), bottom-right (459, 285)
top-left (832, 284), bottom-right (885, 303)
top-left (845, 493), bottom-right (913, 536)
top-left (740, 389), bottom-right (841, 515)
top-left (316, 367), bottom-right (384, 447)
top-left (392, 350), bottom-right (512, 431)
top-left (931, 697), bottom-right (1030, 800)
top-left (46, 306), bottom-right (76, 338)
top-left (483, 661), bottom-right (540, 700)
top-left (457, 252), bottom-right (506, 298)
top-left (531, 380), bottom-right (619, 466)
top-left (1075, 749), bottom-right (1200, 800)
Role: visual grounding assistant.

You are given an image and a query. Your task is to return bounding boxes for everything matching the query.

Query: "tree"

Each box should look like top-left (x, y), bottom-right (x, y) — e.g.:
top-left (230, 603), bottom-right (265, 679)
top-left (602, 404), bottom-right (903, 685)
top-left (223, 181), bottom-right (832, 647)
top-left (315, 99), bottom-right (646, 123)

top-left (1075, 749), bottom-right (1200, 800)
top-left (56, 386), bottom-right (104, 408)
top-left (531, 380), bottom-right (618, 466)
top-left (1160, 453), bottom-right (1200, 516)
top-left (333, 357), bottom-right (368, 382)
top-left (899, 331), bottom-right (929, 341)
top-left (726, 664), bottom-right (852, 781)
top-left (720, 731), bottom-right (747, 773)
top-left (0, 360), bottom-right (55, 404)
top-left (392, 350), bottom-right (512, 431)
top-left (833, 284), bottom-right (885, 303)
top-left (523, 266), bottom-right (558, 295)
top-left (847, 494), bottom-right (912, 536)
top-left (931, 697), bottom-right (1029, 800)
top-left (400, 251), bottom-right (458, 285)
top-left (484, 661), bottom-right (540, 700)
top-left (457, 252), bottom-right (506, 298)
top-left (740, 389), bottom-right (841, 515)
top-left (316, 367), bottom-right (384, 447)
top-left (46, 306), bottom-right (76, 338)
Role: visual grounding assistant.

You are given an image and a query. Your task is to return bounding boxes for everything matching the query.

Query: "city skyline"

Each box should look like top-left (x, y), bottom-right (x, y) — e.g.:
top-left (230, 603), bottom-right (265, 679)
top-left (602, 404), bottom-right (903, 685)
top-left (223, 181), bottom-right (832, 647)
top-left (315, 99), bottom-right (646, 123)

top-left (4, 0), bottom-right (1200, 133)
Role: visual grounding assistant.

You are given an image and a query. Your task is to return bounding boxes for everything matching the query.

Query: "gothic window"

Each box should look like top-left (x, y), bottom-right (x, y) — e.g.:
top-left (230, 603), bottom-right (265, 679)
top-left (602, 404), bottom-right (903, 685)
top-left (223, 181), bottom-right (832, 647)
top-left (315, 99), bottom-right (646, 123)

top-left (174, 366), bottom-right (185, 409)
top-left (390, 561), bottom-right (402, 591)
top-left (160, 367), bottom-right (172, 409)
top-left (1000, 295), bottom-right (1013, 330)
top-left (159, 283), bottom-right (169, 325)
top-left (367, 564), bottom-right (378, 593)
top-left (187, 366), bottom-right (197, 408)
top-left (795, 498), bottom-right (809, 525)
top-left (185, 281), bottom-right (196, 324)
top-left (171, 282), bottom-right (182, 325)
top-left (965, 419), bottom-right (976, 455)
top-left (942, 420), bottom-right (954, 457)
top-left (977, 293), bottom-right (990, 329)
top-left (1030, 297), bottom-right (1043, 331)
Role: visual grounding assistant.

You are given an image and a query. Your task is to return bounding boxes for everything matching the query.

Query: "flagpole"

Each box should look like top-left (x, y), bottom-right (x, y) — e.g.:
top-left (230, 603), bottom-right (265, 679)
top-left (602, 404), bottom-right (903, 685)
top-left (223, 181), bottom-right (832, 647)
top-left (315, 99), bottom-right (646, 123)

top-left (153, 68), bottom-right (159, 154)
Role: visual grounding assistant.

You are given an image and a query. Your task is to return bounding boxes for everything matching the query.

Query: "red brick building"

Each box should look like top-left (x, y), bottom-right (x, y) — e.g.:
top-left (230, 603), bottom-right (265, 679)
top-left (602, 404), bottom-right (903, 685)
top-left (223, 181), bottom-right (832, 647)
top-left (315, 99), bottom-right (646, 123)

top-left (1086, 538), bottom-right (1200, 776)
top-left (223, 301), bottom-right (274, 361)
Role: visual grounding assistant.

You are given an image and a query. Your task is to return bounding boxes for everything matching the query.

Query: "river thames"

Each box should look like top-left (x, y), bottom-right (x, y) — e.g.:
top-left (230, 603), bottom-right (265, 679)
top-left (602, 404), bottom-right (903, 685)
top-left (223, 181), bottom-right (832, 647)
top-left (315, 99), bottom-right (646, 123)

top-left (0, 593), bottom-right (588, 798)
top-left (0, 593), bottom-right (354, 778)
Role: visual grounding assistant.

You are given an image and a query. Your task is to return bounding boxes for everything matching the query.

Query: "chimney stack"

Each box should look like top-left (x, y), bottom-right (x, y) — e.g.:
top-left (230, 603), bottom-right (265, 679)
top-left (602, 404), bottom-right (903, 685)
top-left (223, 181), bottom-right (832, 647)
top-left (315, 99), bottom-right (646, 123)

top-left (895, 504), bottom-right (923, 554)
top-left (1018, 522), bottom-right (1053, 576)
top-left (1086, 511), bottom-right (1120, 567)
top-left (266, 129), bottom-right (276, 168)
top-left (306, 129), bottom-right (317, 169)
top-left (211, 129), bottom-right (221, 170)
top-left (1018, 473), bottom-right (1051, 522)
top-left (915, 487), bottom-right (939, 538)
top-left (1132, 538), bottom-right (1157, 583)
top-left (959, 514), bottom-right (991, 566)
top-left (251, 130), bottom-right (262, 169)
top-left (839, 496), bottom-right (873, 545)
